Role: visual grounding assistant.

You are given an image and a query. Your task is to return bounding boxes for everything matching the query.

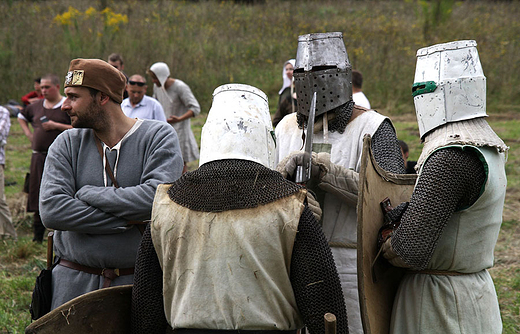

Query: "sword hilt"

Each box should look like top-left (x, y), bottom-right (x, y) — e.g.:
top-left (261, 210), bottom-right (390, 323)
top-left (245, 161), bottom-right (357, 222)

top-left (295, 159), bottom-right (311, 184)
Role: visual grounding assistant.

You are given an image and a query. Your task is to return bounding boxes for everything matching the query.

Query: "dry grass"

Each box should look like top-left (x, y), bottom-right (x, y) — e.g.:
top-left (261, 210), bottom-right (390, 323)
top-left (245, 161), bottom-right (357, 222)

top-left (0, 0), bottom-right (519, 115)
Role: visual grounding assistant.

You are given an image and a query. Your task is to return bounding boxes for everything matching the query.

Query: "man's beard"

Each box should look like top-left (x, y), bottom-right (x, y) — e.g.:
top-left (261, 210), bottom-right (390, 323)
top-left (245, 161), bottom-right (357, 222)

top-left (73, 100), bottom-right (107, 130)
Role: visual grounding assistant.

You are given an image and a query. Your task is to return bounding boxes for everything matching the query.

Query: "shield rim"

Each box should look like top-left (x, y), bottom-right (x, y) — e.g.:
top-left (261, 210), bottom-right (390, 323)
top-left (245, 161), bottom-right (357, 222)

top-left (26, 285), bottom-right (133, 334)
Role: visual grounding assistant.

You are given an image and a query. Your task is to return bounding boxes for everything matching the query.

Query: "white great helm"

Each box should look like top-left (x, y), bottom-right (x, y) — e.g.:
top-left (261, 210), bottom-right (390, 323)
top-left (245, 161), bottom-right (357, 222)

top-left (199, 84), bottom-right (276, 169)
top-left (413, 40), bottom-right (487, 139)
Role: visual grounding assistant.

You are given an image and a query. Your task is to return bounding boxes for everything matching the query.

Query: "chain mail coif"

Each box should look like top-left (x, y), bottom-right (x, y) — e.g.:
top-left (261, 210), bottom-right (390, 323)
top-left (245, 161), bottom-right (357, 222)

top-left (168, 159), bottom-right (302, 212)
top-left (297, 100), bottom-right (354, 134)
top-left (371, 119), bottom-right (407, 174)
top-left (391, 148), bottom-right (486, 270)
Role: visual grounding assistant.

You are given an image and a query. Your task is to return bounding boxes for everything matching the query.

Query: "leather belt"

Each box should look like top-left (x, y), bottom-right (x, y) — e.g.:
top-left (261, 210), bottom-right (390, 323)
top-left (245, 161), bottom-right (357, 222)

top-left (408, 269), bottom-right (472, 276)
top-left (329, 241), bottom-right (357, 249)
top-left (58, 258), bottom-right (134, 288)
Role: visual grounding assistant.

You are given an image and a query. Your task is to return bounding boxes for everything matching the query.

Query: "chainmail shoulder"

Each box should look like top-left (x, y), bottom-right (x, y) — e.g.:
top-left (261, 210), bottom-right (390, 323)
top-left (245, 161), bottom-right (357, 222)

top-left (391, 147), bottom-right (486, 269)
top-left (371, 119), bottom-right (407, 174)
top-left (167, 159), bottom-right (302, 212)
top-left (131, 224), bottom-right (168, 334)
top-left (297, 100), bottom-right (354, 134)
top-left (291, 205), bottom-right (349, 334)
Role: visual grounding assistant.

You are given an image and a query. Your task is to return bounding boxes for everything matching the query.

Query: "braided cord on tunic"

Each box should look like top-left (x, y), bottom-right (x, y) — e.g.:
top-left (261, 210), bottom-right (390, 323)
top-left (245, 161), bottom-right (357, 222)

top-left (391, 148), bottom-right (486, 269)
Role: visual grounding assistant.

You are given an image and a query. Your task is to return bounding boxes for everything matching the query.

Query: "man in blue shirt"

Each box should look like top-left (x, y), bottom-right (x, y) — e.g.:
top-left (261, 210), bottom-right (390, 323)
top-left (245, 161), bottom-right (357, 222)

top-left (121, 74), bottom-right (166, 122)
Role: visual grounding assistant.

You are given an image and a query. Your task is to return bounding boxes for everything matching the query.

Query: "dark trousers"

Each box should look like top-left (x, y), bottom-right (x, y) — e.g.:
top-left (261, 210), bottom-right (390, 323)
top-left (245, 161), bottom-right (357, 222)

top-left (33, 211), bottom-right (45, 242)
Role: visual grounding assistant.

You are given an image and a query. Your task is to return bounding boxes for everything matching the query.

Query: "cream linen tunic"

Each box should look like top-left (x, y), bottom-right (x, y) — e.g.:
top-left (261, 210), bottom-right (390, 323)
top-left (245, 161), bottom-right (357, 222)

top-left (151, 184), bottom-right (306, 330)
top-left (390, 145), bottom-right (506, 334)
top-left (153, 79), bottom-right (200, 162)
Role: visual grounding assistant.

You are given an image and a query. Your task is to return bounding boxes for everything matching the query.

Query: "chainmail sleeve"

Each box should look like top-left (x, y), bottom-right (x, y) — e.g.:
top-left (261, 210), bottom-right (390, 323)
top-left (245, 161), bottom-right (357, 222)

top-left (291, 205), bottom-right (349, 334)
top-left (131, 224), bottom-right (168, 334)
top-left (371, 119), bottom-right (407, 174)
top-left (391, 147), bottom-right (486, 269)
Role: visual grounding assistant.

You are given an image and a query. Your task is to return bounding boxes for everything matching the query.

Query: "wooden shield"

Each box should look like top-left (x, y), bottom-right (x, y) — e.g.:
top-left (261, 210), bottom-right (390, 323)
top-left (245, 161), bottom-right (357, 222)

top-left (25, 285), bottom-right (132, 334)
top-left (357, 135), bottom-right (417, 334)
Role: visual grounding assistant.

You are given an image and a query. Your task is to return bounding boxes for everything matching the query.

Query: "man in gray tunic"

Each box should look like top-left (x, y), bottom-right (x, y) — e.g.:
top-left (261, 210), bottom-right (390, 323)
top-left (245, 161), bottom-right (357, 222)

top-left (39, 58), bottom-right (184, 310)
top-left (148, 62), bottom-right (200, 173)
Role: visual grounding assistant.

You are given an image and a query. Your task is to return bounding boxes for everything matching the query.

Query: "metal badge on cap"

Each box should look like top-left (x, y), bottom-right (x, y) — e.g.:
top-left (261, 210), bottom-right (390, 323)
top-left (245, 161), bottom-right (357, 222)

top-left (65, 70), bottom-right (85, 85)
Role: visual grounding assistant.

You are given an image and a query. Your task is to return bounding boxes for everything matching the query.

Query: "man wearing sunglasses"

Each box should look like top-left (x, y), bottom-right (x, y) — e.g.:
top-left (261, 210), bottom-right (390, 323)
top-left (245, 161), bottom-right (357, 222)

top-left (121, 75), bottom-right (166, 122)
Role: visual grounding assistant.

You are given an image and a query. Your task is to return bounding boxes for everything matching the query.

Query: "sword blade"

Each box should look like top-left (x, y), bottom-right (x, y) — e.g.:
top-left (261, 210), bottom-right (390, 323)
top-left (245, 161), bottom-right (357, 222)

top-left (295, 92), bottom-right (316, 184)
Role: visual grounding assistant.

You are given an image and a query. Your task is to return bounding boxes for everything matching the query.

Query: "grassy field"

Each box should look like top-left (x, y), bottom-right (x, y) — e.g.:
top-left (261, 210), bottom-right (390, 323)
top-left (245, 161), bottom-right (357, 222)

top-left (1, 112), bottom-right (519, 333)
top-left (0, 0), bottom-right (519, 332)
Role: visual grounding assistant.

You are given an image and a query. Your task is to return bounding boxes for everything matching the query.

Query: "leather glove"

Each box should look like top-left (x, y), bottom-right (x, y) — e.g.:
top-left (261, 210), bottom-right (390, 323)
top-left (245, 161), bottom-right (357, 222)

top-left (384, 202), bottom-right (409, 224)
top-left (305, 190), bottom-right (322, 222)
top-left (377, 202), bottom-right (409, 249)
top-left (382, 237), bottom-right (412, 268)
top-left (314, 152), bottom-right (359, 206)
top-left (276, 151), bottom-right (323, 181)
top-left (277, 152), bottom-right (359, 205)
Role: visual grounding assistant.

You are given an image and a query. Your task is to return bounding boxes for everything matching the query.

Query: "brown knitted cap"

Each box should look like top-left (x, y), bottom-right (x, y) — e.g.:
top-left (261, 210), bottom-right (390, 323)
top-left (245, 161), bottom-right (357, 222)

top-left (64, 58), bottom-right (126, 104)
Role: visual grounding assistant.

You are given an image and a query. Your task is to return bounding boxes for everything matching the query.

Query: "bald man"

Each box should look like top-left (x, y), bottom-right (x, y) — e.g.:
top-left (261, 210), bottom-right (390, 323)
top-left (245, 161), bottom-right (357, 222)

top-left (121, 74), bottom-right (166, 122)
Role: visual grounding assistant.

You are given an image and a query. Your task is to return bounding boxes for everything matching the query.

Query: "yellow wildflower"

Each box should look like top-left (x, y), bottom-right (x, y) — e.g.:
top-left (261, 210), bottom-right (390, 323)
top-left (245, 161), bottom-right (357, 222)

top-left (85, 7), bottom-right (97, 17)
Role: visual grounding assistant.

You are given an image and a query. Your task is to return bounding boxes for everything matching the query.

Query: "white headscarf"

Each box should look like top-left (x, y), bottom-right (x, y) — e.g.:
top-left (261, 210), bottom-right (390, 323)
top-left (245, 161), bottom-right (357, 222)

top-left (149, 62), bottom-right (170, 88)
top-left (278, 59), bottom-right (295, 95)
top-left (149, 62), bottom-right (173, 102)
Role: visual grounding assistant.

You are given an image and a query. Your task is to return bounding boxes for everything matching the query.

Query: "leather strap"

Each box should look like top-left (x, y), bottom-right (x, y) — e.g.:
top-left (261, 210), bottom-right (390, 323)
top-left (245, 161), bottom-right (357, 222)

top-left (58, 258), bottom-right (134, 288)
top-left (408, 269), bottom-right (472, 276)
top-left (329, 241), bottom-right (357, 249)
top-left (94, 135), bottom-right (147, 234)
top-left (94, 136), bottom-right (119, 188)
top-left (349, 104), bottom-right (367, 123)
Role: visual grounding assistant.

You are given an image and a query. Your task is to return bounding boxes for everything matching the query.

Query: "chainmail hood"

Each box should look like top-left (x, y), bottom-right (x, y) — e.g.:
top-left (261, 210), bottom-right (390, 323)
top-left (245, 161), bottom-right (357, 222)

top-left (297, 100), bottom-right (354, 134)
top-left (416, 117), bottom-right (508, 170)
top-left (167, 159), bottom-right (302, 212)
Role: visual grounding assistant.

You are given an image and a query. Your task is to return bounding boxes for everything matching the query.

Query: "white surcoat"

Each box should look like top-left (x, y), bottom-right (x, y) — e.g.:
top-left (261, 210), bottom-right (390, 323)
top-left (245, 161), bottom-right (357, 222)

top-left (151, 184), bottom-right (307, 330)
top-left (275, 110), bottom-right (387, 334)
